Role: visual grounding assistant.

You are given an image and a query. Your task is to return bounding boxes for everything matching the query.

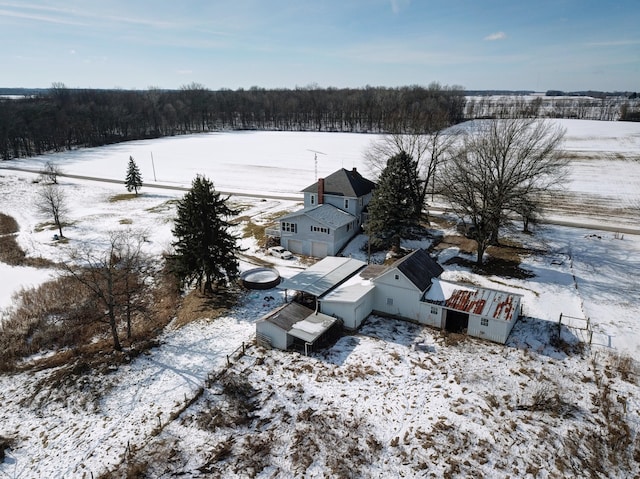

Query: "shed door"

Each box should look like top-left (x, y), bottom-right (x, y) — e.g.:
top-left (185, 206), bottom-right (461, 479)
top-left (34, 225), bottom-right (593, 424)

top-left (445, 310), bottom-right (469, 333)
top-left (311, 241), bottom-right (328, 258)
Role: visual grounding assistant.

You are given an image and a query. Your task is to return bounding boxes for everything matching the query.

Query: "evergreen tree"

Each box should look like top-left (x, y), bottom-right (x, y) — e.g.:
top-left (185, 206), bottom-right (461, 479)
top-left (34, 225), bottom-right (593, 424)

top-left (171, 175), bottom-right (240, 293)
top-left (365, 151), bottom-right (421, 251)
top-left (125, 156), bottom-right (143, 195)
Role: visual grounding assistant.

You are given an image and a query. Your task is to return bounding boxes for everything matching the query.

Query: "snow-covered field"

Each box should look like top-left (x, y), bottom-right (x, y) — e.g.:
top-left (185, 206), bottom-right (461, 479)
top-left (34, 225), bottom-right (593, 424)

top-left (0, 119), bottom-right (639, 477)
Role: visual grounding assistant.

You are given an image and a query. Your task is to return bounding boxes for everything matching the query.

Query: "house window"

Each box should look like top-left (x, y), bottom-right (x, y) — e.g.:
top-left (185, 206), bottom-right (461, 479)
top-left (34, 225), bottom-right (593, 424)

top-left (394, 274), bottom-right (399, 280)
top-left (282, 222), bottom-right (297, 233)
top-left (386, 298), bottom-right (393, 305)
top-left (431, 306), bottom-right (438, 315)
top-left (347, 223), bottom-right (350, 232)
top-left (481, 318), bottom-right (489, 327)
top-left (311, 226), bottom-right (329, 234)
top-left (344, 199), bottom-right (349, 209)
top-left (311, 195), bottom-right (315, 205)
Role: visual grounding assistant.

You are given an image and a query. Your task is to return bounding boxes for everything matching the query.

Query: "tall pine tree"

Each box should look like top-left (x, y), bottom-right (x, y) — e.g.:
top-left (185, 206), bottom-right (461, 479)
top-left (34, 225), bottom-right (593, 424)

top-left (171, 175), bottom-right (240, 293)
top-left (365, 151), bottom-right (421, 251)
top-left (125, 156), bottom-right (143, 195)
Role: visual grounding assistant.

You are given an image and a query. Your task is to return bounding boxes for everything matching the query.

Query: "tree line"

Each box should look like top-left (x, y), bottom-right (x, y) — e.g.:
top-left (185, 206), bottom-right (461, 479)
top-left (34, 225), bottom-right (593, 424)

top-left (0, 83), bottom-right (465, 161)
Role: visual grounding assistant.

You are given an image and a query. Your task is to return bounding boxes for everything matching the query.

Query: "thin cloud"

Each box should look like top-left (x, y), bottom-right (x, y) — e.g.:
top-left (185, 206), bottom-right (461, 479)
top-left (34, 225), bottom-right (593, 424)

top-left (390, 0), bottom-right (411, 14)
top-left (484, 31), bottom-right (506, 41)
top-left (586, 39), bottom-right (640, 47)
top-left (0, 8), bottom-right (86, 25)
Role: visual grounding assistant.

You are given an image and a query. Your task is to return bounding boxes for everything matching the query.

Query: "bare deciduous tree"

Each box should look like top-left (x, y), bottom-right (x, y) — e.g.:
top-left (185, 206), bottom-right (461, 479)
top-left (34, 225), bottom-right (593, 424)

top-left (365, 128), bottom-right (455, 220)
top-left (36, 183), bottom-right (68, 238)
top-left (62, 231), bottom-right (150, 351)
top-left (441, 118), bottom-right (566, 265)
top-left (42, 161), bottom-right (62, 184)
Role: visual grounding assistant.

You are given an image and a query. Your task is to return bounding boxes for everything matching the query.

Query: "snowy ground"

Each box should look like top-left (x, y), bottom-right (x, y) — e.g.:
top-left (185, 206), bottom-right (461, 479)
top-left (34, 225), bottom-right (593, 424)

top-left (0, 120), bottom-right (639, 477)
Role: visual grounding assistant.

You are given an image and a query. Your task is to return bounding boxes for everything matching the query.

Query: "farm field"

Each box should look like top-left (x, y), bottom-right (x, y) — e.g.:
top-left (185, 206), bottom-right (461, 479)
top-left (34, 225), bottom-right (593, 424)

top-left (0, 119), bottom-right (639, 477)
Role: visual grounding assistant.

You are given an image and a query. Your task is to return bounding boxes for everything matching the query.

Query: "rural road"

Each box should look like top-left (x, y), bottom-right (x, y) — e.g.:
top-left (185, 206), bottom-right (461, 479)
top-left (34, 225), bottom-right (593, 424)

top-left (2, 165), bottom-right (639, 236)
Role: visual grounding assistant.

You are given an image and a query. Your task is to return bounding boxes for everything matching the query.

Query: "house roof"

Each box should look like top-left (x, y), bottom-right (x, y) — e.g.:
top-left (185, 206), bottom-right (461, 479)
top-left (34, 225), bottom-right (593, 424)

top-left (375, 249), bottom-right (444, 292)
top-left (302, 168), bottom-right (376, 198)
top-left (424, 278), bottom-right (522, 322)
top-left (259, 302), bottom-right (339, 343)
top-left (278, 256), bottom-right (367, 297)
top-left (279, 204), bottom-right (355, 228)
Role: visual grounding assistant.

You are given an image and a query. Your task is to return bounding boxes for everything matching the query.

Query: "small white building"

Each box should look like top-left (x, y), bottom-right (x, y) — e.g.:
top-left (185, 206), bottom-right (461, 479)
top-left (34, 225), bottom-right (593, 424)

top-left (423, 278), bottom-right (523, 344)
top-left (319, 272), bottom-right (376, 330)
top-left (256, 302), bottom-right (341, 353)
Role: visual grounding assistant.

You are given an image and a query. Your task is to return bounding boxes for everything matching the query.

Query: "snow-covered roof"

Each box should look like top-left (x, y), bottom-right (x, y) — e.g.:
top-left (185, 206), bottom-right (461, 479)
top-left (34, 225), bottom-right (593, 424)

top-left (278, 256), bottom-right (367, 297)
top-left (279, 203), bottom-right (355, 228)
top-left (259, 302), bottom-right (339, 343)
top-left (288, 312), bottom-right (340, 343)
top-left (424, 279), bottom-right (522, 322)
top-left (320, 273), bottom-right (375, 303)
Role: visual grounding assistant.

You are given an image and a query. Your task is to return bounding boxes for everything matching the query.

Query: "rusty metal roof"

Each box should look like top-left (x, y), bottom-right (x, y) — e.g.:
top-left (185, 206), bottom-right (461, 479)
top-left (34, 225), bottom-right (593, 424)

top-left (445, 288), bottom-right (519, 321)
top-left (425, 279), bottom-right (521, 322)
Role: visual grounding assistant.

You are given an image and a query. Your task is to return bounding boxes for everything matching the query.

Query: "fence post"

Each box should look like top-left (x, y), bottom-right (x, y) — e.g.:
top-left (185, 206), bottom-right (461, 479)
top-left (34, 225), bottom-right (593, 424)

top-left (558, 313), bottom-right (563, 336)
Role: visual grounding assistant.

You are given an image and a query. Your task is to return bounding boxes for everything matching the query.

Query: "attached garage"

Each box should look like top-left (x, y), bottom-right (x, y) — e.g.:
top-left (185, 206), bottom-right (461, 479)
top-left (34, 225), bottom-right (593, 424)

top-left (286, 239), bottom-right (304, 255)
top-left (311, 241), bottom-right (329, 258)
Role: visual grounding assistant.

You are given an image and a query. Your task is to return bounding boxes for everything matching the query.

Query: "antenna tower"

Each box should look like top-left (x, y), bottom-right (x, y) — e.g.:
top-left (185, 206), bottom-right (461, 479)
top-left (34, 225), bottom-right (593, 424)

top-left (307, 149), bottom-right (327, 180)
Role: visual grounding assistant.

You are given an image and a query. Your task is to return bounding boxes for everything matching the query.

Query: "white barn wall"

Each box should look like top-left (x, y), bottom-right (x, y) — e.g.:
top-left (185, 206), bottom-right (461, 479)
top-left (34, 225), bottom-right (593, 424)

top-left (417, 302), bottom-right (445, 328)
top-left (320, 289), bottom-right (375, 330)
top-left (256, 320), bottom-right (290, 350)
top-left (372, 271), bottom-right (423, 321)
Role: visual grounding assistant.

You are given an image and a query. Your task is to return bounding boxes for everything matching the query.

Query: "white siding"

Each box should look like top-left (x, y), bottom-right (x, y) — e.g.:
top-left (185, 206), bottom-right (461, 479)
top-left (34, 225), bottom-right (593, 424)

top-left (417, 302), bottom-right (445, 328)
top-left (256, 320), bottom-right (291, 350)
top-left (468, 315), bottom-right (511, 344)
top-left (372, 269), bottom-right (423, 321)
top-left (320, 289), bottom-right (375, 330)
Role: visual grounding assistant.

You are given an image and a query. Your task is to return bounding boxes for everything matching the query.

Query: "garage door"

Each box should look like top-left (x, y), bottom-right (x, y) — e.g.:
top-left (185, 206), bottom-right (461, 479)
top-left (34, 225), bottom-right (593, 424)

top-left (287, 239), bottom-right (303, 254)
top-left (311, 241), bottom-right (329, 258)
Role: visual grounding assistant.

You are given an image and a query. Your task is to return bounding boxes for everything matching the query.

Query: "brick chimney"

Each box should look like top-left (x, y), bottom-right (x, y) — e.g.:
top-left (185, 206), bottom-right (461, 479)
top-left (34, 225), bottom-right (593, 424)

top-left (318, 178), bottom-right (324, 204)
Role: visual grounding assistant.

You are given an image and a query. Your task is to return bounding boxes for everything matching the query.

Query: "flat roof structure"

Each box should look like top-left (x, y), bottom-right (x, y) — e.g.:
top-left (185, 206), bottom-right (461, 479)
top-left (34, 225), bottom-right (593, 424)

top-left (278, 257), bottom-right (367, 297)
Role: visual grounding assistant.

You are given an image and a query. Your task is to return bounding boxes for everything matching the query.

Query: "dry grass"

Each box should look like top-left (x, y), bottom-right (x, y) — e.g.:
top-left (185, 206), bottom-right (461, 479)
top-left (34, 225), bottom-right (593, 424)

top-left (0, 261), bottom-right (180, 373)
top-left (0, 235), bottom-right (26, 265)
top-left (109, 193), bottom-right (137, 202)
top-left (435, 234), bottom-right (477, 254)
top-left (0, 213), bottom-right (19, 235)
top-left (172, 287), bottom-right (239, 329)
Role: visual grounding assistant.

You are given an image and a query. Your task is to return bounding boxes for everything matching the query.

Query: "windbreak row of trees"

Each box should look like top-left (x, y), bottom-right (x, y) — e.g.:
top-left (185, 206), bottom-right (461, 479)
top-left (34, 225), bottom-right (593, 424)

top-left (465, 95), bottom-right (640, 121)
top-left (0, 83), bottom-right (465, 160)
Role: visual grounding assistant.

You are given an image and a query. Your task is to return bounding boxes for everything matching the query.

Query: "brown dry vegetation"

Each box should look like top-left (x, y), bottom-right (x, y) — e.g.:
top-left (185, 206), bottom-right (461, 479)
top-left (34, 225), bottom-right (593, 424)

top-left (0, 213), bottom-right (19, 235)
top-left (0, 261), bottom-right (181, 373)
top-left (172, 287), bottom-right (240, 329)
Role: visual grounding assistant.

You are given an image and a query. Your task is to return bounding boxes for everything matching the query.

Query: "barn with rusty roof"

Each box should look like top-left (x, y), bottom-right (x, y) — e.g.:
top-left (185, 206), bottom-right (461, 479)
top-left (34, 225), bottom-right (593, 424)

top-left (423, 278), bottom-right (523, 344)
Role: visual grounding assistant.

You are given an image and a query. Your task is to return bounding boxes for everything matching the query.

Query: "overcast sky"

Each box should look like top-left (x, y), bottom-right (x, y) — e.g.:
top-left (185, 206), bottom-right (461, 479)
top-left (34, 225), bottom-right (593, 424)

top-left (1, 0), bottom-right (638, 92)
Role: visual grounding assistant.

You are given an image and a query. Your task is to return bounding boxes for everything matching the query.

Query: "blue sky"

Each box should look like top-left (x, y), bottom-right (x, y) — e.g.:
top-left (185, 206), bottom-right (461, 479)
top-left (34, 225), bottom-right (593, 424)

top-left (1, 0), bottom-right (638, 91)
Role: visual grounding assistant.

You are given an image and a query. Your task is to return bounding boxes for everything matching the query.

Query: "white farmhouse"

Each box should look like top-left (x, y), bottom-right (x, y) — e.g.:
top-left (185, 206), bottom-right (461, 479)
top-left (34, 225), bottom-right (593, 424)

top-left (272, 168), bottom-right (376, 258)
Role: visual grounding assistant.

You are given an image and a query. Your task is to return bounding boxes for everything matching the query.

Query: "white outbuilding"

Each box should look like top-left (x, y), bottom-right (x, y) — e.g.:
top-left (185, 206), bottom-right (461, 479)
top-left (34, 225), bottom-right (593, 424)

top-left (256, 302), bottom-right (341, 353)
top-left (423, 278), bottom-right (523, 344)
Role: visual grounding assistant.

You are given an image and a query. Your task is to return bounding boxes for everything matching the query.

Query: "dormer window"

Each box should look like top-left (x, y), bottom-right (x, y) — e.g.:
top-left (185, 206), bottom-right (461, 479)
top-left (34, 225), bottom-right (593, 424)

top-left (311, 194), bottom-right (316, 205)
top-left (344, 199), bottom-right (349, 209)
